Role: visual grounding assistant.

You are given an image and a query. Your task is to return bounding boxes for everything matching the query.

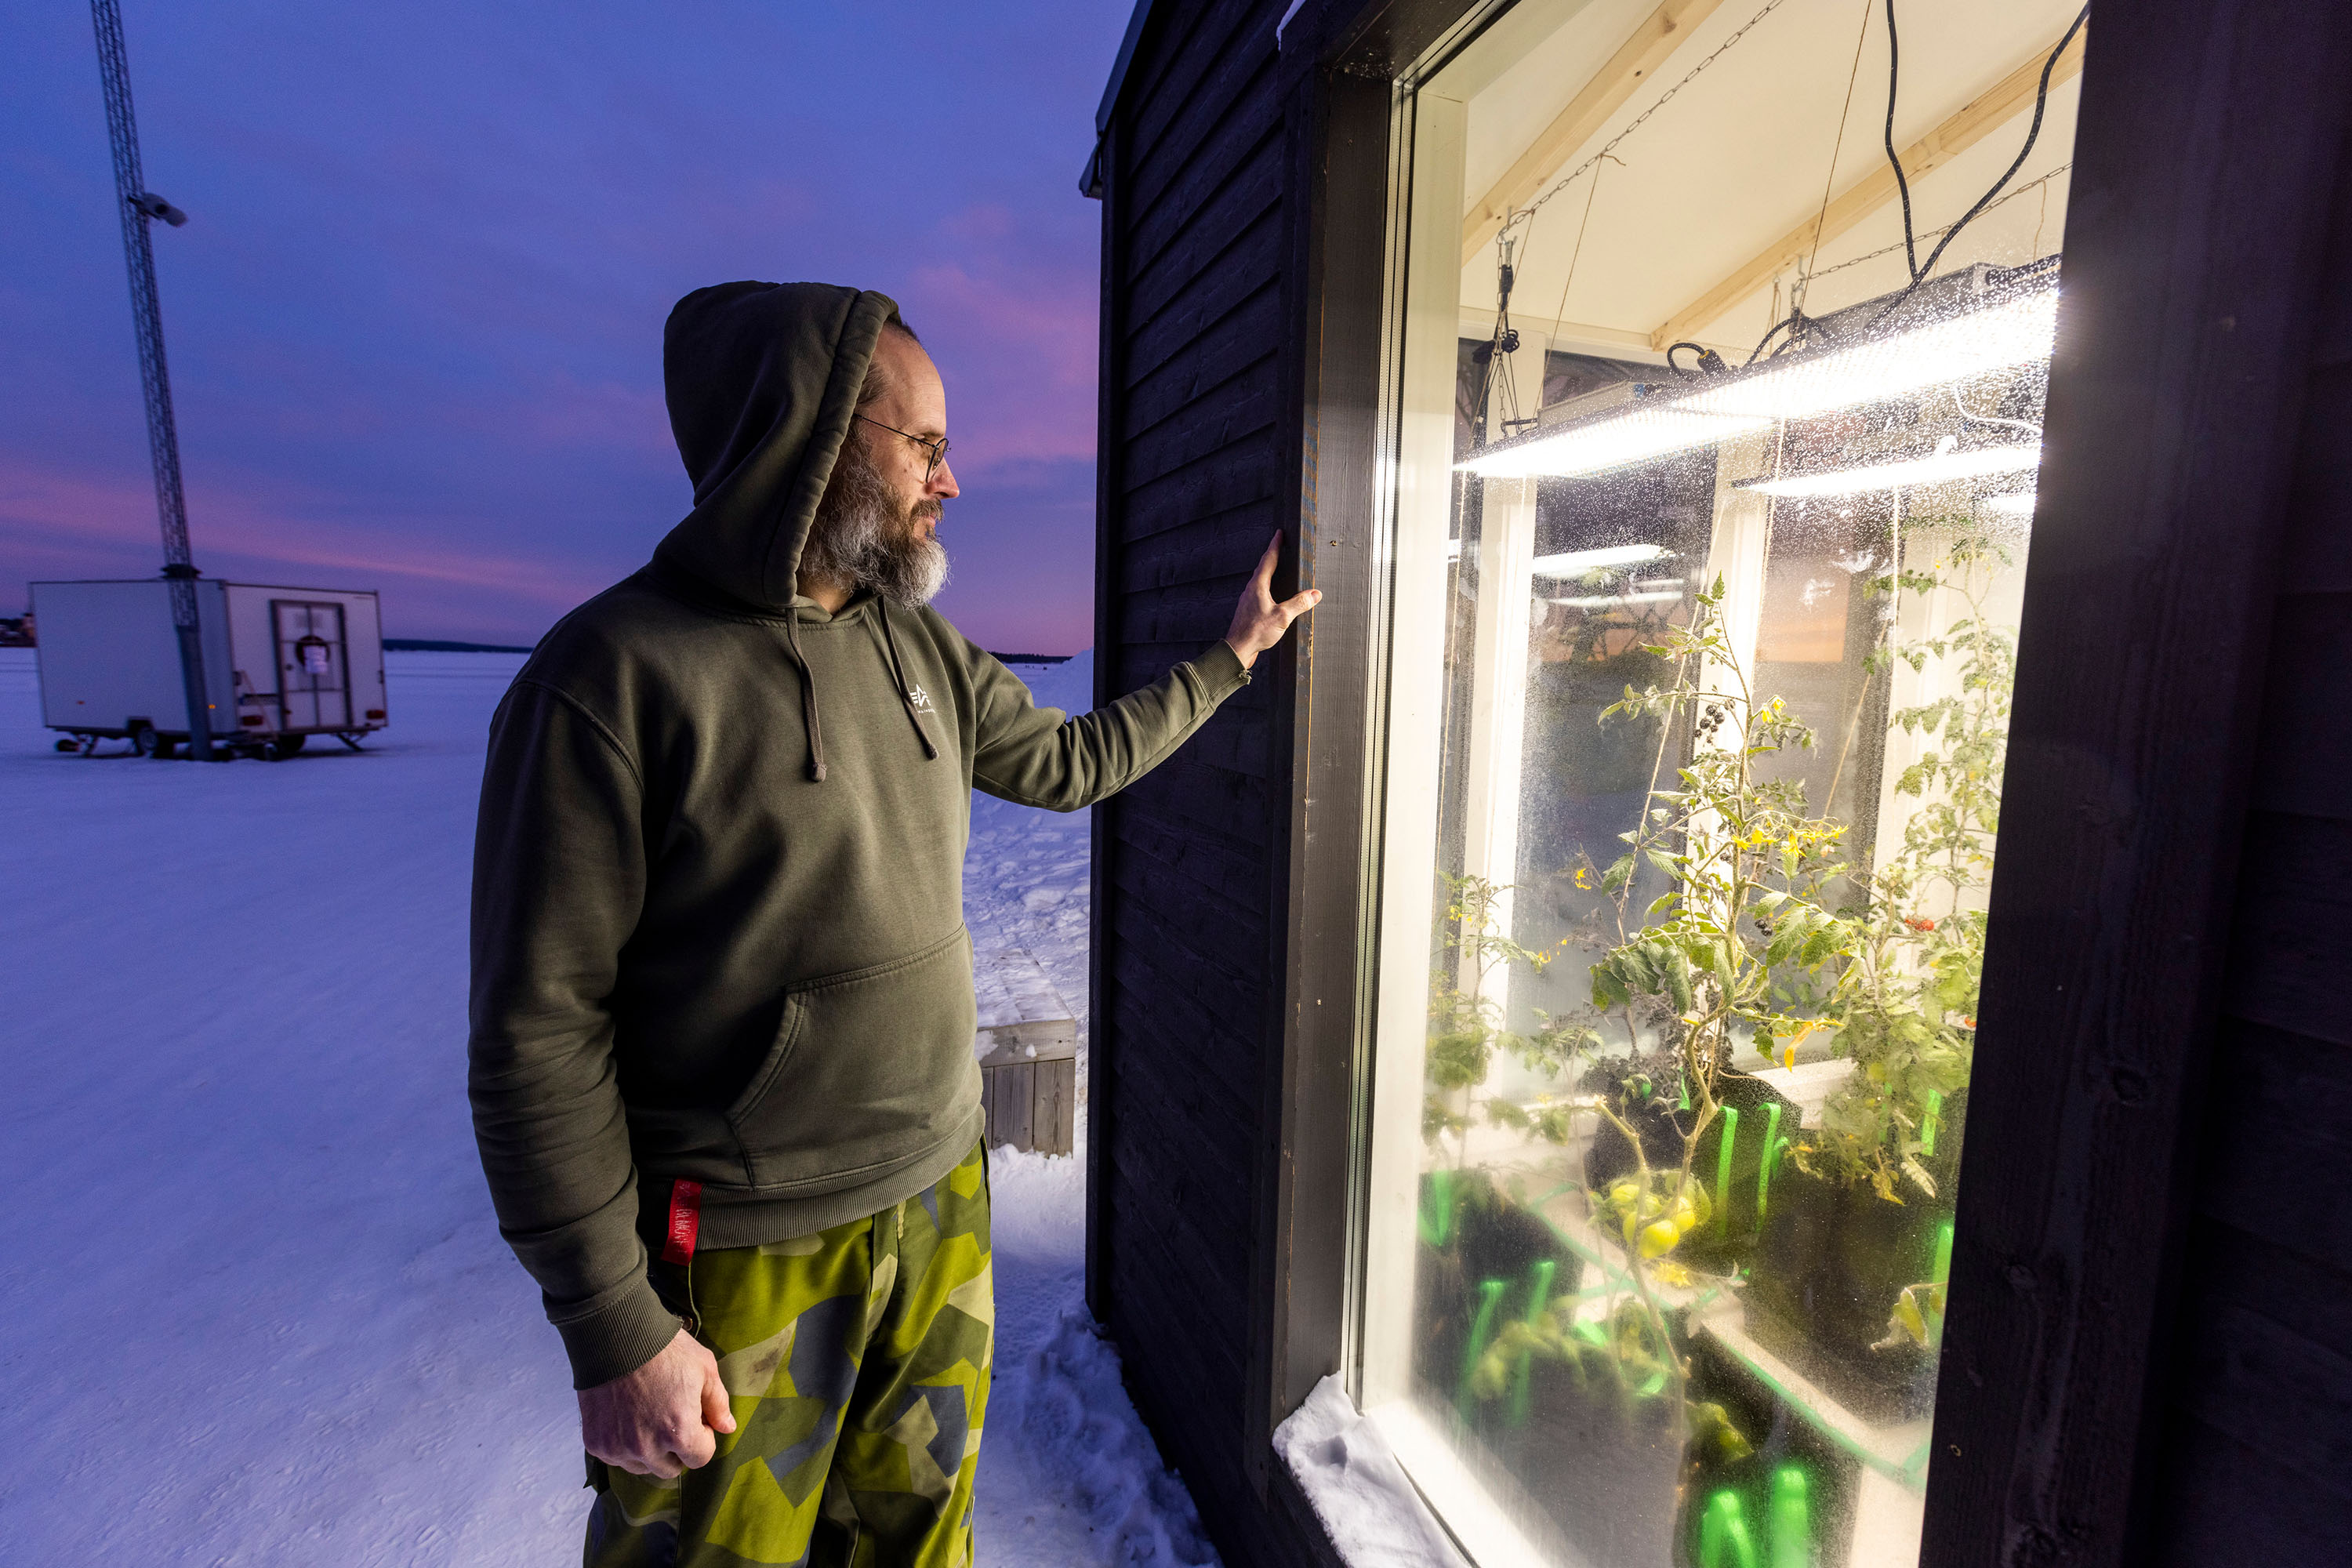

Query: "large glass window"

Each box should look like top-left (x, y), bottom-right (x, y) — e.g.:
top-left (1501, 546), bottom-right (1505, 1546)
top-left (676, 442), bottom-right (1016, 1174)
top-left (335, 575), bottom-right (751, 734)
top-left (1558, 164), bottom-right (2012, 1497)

top-left (1356, 2), bottom-right (2082, 1563)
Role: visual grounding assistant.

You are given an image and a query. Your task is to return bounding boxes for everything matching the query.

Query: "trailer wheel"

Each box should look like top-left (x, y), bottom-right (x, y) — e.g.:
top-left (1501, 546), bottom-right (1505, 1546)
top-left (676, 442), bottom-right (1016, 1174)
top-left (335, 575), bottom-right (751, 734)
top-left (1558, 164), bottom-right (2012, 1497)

top-left (267, 734), bottom-right (307, 760)
top-left (54, 738), bottom-right (78, 753)
top-left (131, 724), bottom-right (162, 758)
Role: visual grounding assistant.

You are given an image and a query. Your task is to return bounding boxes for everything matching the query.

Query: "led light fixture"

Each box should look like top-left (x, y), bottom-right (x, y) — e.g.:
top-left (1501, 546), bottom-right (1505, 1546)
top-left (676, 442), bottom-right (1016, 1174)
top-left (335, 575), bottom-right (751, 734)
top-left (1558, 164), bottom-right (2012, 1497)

top-left (1530, 543), bottom-right (1672, 576)
top-left (1457, 407), bottom-right (1769, 479)
top-left (1744, 442), bottom-right (2043, 499)
top-left (1454, 280), bottom-right (2059, 481)
top-left (1679, 289), bottom-right (2058, 425)
top-left (1548, 589), bottom-right (1686, 609)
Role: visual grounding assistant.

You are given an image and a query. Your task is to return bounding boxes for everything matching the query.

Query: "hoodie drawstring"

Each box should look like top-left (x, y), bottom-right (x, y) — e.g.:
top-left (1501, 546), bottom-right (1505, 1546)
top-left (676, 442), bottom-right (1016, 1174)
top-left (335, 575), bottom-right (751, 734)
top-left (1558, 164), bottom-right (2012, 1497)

top-left (783, 614), bottom-right (828, 782)
top-left (877, 604), bottom-right (940, 761)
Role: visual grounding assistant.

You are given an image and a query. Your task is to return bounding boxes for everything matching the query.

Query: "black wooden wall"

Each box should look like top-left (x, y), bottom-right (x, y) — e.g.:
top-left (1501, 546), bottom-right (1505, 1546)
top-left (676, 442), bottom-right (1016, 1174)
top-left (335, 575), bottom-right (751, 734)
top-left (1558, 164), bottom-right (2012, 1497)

top-left (1086, 2), bottom-right (1334, 1563)
top-left (2142, 113), bottom-right (2352, 1565)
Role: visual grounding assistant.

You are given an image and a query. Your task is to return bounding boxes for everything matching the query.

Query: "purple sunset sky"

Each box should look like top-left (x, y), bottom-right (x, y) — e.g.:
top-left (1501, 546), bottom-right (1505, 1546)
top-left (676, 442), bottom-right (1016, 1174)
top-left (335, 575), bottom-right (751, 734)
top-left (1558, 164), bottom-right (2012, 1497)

top-left (3, 1), bottom-right (1127, 652)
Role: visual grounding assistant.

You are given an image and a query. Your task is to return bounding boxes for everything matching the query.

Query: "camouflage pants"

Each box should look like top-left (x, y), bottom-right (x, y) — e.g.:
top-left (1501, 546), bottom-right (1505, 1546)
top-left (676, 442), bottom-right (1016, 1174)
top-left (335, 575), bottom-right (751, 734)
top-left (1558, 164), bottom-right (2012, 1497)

top-left (586, 1142), bottom-right (993, 1568)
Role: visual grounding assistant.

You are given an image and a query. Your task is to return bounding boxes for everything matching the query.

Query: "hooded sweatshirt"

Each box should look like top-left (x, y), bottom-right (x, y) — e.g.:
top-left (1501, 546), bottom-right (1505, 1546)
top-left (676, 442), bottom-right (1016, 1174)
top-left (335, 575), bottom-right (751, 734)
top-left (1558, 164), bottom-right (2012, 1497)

top-left (468, 281), bottom-right (1247, 1388)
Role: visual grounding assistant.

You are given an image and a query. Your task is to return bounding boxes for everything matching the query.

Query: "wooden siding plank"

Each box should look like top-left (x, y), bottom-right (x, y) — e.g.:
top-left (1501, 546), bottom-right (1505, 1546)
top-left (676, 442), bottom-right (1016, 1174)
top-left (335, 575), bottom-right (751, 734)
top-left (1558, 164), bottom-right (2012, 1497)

top-left (1109, 848), bottom-right (1272, 976)
top-left (1126, 238), bottom-right (1284, 395)
top-left (2190, 1019), bottom-right (2352, 1273)
top-left (1127, 149), bottom-right (1286, 348)
top-left (2147, 1411), bottom-right (2350, 1565)
top-left (2277, 364), bottom-right (2352, 594)
top-left (1123, 0), bottom-right (1273, 188)
top-left (1116, 364), bottom-right (1280, 493)
top-left (1110, 827), bottom-right (1279, 940)
top-left (1104, 1260), bottom-right (1246, 1414)
top-left (1105, 964), bottom-right (1266, 1126)
top-left (1119, 797), bottom-right (1276, 907)
top-left (2165, 1296), bottom-right (2352, 1494)
top-left (1110, 0), bottom-right (1221, 157)
top-left (1123, 317), bottom-right (1282, 448)
top-left (1127, 90), bottom-right (1285, 287)
top-left (2314, 122), bottom-right (2352, 368)
top-left (1102, 1083), bottom-right (1255, 1272)
top-left (1104, 1149), bottom-right (1255, 1334)
top-left (1114, 756), bottom-right (1273, 850)
top-left (1113, 787), bottom-right (1269, 877)
top-left (1121, 575), bottom-right (1268, 635)
top-left (1127, 194), bottom-right (1286, 350)
top-left (2248, 592), bottom-right (2352, 818)
top-left (1120, 430), bottom-right (1285, 541)
top-left (2219, 811), bottom-right (2352, 1046)
top-left (1105, 1034), bottom-right (1258, 1235)
top-left (1121, 504), bottom-right (1287, 590)
top-left (2174, 1214), bottom-right (2352, 1363)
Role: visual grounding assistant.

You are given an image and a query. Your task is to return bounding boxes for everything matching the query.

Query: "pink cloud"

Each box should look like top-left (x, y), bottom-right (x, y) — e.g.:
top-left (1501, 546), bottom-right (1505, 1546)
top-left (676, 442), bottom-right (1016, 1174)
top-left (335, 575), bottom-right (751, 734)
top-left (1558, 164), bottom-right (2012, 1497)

top-left (1, 464), bottom-right (611, 615)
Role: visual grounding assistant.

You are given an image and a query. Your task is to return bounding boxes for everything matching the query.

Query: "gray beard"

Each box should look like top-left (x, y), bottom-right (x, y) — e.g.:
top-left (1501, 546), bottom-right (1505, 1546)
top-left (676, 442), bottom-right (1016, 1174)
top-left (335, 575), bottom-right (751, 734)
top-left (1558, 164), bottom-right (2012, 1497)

top-left (800, 436), bottom-right (949, 609)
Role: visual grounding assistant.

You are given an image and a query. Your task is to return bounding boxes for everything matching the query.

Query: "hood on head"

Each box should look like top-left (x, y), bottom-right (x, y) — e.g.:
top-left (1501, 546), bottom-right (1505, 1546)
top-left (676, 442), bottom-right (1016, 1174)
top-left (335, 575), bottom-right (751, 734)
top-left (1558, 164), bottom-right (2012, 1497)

top-left (652, 280), bottom-right (904, 615)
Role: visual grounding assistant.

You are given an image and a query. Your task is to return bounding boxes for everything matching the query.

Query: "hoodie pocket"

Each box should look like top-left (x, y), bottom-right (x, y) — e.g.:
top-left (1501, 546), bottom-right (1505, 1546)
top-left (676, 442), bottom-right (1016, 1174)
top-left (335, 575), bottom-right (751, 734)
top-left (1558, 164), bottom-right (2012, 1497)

top-left (723, 924), bottom-right (982, 1194)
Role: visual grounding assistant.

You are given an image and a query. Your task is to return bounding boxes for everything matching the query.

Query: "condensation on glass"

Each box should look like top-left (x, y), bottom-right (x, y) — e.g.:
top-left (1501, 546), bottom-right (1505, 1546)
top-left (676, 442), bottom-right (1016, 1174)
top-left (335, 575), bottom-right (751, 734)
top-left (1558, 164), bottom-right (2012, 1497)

top-left (1354, 2), bottom-right (2082, 1563)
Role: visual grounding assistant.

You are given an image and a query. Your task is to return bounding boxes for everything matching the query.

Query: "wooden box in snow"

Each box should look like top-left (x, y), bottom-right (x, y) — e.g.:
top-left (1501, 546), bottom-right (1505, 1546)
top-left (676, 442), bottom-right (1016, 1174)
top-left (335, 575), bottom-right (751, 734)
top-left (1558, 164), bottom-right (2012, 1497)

top-left (973, 946), bottom-right (1076, 1157)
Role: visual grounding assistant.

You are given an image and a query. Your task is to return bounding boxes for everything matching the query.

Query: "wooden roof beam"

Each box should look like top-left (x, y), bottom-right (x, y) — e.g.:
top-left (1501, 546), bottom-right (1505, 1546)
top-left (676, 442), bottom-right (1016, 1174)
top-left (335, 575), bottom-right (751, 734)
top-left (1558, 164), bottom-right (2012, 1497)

top-left (1460, 0), bottom-right (1729, 268)
top-left (1646, 24), bottom-right (2088, 350)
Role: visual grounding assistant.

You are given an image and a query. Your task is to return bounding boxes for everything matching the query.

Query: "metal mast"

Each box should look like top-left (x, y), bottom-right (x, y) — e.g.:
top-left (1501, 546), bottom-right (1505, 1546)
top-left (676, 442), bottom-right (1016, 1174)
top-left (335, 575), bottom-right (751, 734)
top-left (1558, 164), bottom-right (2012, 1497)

top-left (91, 0), bottom-right (214, 760)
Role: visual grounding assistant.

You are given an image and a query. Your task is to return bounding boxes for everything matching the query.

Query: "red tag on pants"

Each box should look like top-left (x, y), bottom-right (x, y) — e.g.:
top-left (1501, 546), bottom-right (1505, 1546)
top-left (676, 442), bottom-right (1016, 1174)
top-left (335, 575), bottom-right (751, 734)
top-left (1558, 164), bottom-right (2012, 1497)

top-left (662, 1178), bottom-right (702, 1264)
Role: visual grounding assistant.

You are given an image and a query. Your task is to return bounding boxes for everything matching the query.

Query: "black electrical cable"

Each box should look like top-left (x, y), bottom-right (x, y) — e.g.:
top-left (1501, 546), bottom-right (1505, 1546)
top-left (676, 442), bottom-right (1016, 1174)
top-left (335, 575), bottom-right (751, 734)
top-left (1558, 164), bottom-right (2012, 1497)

top-left (1666, 342), bottom-right (1728, 379)
top-left (1861, 2), bottom-right (2088, 333)
top-left (1745, 310), bottom-right (1813, 365)
top-left (1907, 3), bottom-right (2087, 287)
top-left (1882, 0), bottom-right (1918, 284)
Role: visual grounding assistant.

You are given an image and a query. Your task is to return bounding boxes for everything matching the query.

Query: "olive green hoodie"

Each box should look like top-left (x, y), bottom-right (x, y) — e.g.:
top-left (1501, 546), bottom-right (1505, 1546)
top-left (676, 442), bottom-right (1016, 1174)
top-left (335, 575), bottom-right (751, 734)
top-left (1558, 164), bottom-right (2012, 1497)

top-left (468, 281), bottom-right (1246, 1387)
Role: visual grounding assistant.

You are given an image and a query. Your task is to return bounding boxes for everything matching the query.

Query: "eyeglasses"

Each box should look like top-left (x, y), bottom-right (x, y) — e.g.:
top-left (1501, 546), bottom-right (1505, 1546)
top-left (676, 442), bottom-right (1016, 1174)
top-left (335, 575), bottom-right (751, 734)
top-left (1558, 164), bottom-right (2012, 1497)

top-left (855, 415), bottom-right (951, 484)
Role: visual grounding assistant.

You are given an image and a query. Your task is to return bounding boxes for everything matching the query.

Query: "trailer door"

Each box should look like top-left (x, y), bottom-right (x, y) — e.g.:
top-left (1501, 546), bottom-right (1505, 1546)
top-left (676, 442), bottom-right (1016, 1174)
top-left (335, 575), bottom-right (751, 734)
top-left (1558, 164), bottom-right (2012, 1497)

top-left (272, 601), bottom-right (350, 730)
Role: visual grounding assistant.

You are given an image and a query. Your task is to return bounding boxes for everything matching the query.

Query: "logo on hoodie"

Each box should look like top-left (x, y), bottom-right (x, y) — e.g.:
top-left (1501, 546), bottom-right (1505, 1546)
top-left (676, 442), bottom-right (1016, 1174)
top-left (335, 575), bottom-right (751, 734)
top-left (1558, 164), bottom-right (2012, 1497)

top-left (907, 684), bottom-right (934, 712)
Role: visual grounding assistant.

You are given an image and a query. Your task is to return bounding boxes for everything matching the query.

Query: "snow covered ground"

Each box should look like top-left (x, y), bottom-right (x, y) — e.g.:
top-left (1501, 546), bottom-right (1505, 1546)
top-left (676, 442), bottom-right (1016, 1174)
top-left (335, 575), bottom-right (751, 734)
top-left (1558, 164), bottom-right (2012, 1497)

top-left (0, 645), bottom-right (1216, 1566)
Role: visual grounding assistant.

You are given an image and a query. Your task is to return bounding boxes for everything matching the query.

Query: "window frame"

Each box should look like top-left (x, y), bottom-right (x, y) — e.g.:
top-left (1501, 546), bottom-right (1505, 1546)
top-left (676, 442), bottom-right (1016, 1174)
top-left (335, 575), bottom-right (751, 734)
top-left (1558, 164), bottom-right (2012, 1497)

top-left (1257, 2), bottom-right (2345, 1563)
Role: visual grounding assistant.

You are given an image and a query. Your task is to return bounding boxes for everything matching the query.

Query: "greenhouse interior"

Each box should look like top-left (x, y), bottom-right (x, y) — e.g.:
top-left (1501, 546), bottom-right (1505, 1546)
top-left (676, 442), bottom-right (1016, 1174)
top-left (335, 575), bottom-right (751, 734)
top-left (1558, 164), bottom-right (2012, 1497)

top-left (1356, 1), bottom-right (2084, 1562)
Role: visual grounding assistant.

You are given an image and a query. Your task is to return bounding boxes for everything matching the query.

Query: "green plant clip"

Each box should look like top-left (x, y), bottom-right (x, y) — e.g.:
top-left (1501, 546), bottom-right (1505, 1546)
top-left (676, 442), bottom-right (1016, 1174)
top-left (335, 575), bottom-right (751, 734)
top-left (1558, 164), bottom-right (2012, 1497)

top-left (1508, 1258), bottom-right (1558, 1428)
top-left (1768, 1466), bottom-right (1811, 1568)
top-left (1715, 1105), bottom-right (1740, 1236)
top-left (1757, 1134), bottom-right (1788, 1228)
top-left (1700, 1490), bottom-right (1762, 1568)
top-left (1419, 1167), bottom-right (1456, 1249)
top-left (1458, 1278), bottom-right (1508, 1419)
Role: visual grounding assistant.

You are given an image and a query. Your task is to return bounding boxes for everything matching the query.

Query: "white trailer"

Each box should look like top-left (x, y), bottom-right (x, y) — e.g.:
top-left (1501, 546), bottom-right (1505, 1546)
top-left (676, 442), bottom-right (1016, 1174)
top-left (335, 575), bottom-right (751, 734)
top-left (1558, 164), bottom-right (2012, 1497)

top-left (32, 579), bottom-right (387, 759)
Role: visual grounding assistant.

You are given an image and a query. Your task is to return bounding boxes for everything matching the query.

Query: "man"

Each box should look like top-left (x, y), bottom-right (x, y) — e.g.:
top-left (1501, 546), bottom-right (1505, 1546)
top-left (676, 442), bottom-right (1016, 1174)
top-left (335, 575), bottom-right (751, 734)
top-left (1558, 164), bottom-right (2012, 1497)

top-left (468, 281), bottom-right (1316, 1567)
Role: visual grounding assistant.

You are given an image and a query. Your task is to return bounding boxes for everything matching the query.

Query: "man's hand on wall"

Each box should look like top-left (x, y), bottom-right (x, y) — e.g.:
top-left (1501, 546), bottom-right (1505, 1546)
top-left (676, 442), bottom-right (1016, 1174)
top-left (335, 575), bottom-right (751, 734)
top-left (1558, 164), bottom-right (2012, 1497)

top-left (578, 1327), bottom-right (738, 1479)
top-left (1225, 534), bottom-right (1322, 670)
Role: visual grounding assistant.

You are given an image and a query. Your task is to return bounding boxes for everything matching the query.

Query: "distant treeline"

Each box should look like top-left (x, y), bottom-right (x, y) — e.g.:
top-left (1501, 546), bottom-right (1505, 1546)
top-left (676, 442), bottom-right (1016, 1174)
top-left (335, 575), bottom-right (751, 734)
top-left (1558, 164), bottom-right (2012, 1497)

top-left (386, 637), bottom-right (535, 654)
top-left (990, 653), bottom-right (1072, 665)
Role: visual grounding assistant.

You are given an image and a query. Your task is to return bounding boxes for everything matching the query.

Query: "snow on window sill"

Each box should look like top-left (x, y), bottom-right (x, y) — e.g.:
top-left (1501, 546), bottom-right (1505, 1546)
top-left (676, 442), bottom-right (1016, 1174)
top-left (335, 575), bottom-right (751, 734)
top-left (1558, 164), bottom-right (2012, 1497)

top-left (1273, 1376), bottom-right (1472, 1568)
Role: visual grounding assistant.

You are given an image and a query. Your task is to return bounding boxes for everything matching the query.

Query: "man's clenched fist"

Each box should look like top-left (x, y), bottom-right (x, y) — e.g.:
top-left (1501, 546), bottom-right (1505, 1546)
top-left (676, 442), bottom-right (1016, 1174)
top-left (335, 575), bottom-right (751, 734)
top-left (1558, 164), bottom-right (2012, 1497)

top-left (579, 1327), bottom-right (738, 1479)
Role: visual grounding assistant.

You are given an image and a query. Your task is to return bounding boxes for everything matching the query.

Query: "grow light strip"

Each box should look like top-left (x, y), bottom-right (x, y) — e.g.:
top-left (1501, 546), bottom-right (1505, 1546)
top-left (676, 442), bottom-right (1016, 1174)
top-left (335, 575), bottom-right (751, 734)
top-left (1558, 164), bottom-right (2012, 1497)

top-left (1454, 285), bottom-right (2060, 481)
top-left (1457, 407), bottom-right (1769, 479)
top-left (1743, 442), bottom-right (2043, 498)
top-left (1530, 543), bottom-right (1672, 576)
top-left (1679, 289), bottom-right (2059, 423)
